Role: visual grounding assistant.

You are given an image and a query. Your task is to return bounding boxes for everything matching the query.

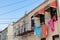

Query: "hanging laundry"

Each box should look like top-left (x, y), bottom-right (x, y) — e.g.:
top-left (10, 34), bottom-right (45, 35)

top-left (34, 25), bottom-right (41, 37)
top-left (52, 14), bottom-right (57, 22)
top-left (42, 24), bottom-right (47, 37)
top-left (48, 19), bottom-right (54, 32)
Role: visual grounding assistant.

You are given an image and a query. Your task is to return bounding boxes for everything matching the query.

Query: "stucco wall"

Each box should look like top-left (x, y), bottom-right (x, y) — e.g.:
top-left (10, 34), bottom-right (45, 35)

top-left (8, 25), bottom-right (13, 40)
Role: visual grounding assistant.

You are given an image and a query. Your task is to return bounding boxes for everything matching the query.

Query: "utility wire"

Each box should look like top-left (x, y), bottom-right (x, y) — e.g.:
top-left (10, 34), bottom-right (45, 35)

top-left (0, 23), bottom-right (12, 24)
top-left (0, 21), bottom-right (14, 24)
top-left (0, 0), bottom-right (39, 16)
top-left (0, 0), bottom-right (27, 8)
top-left (0, 18), bottom-right (18, 19)
top-left (0, 21), bottom-right (13, 24)
top-left (0, 0), bottom-right (39, 24)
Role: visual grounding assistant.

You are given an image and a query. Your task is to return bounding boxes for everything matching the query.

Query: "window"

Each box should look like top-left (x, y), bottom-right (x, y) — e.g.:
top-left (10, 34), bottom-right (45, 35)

top-left (3, 31), bottom-right (8, 40)
top-left (14, 32), bottom-right (16, 38)
top-left (31, 16), bottom-right (35, 30)
top-left (52, 35), bottom-right (59, 40)
top-left (6, 32), bottom-right (8, 40)
top-left (13, 27), bottom-right (16, 38)
top-left (23, 20), bottom-right (27, 32)
top-left (21, 25), bottom-right (24, 33)
top-left (24, 27), bottom-right (26, 32)
top-left (50, 7), bottom-right (57, 21)
top-left (17, 24), bottom-right (20, 33)
top-left (40, 14), bottom-right (45, 25)
top-left (21, 20), bottom-right (27, 33)
top-left (41, 38), bottom-right (46, 40)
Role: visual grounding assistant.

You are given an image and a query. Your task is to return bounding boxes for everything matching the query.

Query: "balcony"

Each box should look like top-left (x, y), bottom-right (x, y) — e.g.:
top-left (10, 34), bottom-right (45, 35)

top-left (16, 29), bottom-right (34, 36)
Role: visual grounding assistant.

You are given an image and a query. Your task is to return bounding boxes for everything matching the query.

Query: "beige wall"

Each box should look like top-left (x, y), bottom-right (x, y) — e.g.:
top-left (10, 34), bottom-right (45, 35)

top-left (8, 25), bottom-right (13, 40)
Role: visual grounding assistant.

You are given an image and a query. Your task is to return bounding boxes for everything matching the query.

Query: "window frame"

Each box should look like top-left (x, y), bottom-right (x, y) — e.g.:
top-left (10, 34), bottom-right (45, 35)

top-left (40, 14), bottom-right (45, 25)
top-left (52, 35), bottom-right (59, 40)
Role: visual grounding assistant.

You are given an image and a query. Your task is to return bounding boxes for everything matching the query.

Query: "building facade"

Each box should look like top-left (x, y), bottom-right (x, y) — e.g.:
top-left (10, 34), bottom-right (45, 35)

top-left (0, 0), bottom-right (60, 40)
top-left (12, 0), bottom-right (60, 40)
top-left (7, 25), bottom-right (14, 40)
top-left (0, 31), bottom-right (2, 40)
top-left (1, 27), bottom-right (8, 40)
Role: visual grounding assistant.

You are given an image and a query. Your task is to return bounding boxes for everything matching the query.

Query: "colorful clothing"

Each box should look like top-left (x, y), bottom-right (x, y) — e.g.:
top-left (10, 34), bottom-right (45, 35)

top-left (48, 19), bottom-right (54, 32)
top-left (34, 25), bottom-right (41, 37)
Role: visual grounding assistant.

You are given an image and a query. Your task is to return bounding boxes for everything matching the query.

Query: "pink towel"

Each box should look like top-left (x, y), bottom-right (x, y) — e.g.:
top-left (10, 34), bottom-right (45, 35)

top-left (48, 19), bottom-right (54, 32)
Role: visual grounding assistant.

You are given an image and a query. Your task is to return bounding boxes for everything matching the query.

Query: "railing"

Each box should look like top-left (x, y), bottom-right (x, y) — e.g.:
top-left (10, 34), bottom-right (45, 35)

top-left (16, 29), bottom-right (33, 36)
top-left (16, 29), bottom-right (20, 36)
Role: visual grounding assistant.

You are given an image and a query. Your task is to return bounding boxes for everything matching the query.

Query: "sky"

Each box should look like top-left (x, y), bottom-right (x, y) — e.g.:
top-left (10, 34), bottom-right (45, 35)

top-left (0, 0), bottom-right (45, 31)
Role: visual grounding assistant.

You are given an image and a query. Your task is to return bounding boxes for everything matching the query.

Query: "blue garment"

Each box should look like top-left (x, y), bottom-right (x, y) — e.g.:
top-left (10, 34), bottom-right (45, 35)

top-left (34, 25), bottom-right (41, 37)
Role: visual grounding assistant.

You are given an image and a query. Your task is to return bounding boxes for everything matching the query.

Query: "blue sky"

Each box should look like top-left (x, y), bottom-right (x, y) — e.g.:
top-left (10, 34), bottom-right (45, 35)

top-left (0, 0), bottom-right (45, 31)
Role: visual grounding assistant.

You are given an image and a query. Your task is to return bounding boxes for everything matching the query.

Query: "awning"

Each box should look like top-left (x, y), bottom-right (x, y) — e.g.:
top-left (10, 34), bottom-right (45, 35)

top-left (44, 5), bottom-right (50, 12)
top-left (34, 11), bottom-right (40, 17)
top-left (45, 1), bottom-right (57, 12)
top-left (50, 1), bottom-right (57, 8)
top-left (38, 8), bottom-right (45, 15)
top-left (34, 8), bottom-right (45, 17)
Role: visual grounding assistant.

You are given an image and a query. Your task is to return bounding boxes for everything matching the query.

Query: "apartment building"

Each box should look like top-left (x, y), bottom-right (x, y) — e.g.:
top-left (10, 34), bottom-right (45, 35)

top-left (7, 25), bottom-right (14, 40)
top-left (0, 31), bottom-right (2, 40)
top-left (12, 0), bottom-right (60, 40)
top-left (1, 27), bottom-right (8, 40)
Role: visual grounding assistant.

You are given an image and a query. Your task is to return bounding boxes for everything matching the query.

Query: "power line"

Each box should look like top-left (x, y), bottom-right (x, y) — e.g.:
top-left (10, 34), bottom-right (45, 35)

top-left (0, 23), bottom-right (10, 24)
top-left (0, 18), bottom-right (18, 19)
top-left (0, 18), bottom-right (19, 21)
top-left (0, 0), bottom-right (39, 24)
top-left (0, 20), bottom-right (14, 22)
top-left (0, 0), bottom-right (27, 8)
top-left (0, 22), bottom-right (14, 24)
top-left (0, 21), bottom-right (14, 24)
top-left (0, 0), bottom-right (39, 16)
